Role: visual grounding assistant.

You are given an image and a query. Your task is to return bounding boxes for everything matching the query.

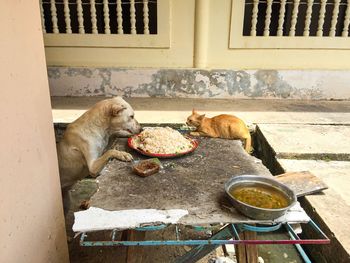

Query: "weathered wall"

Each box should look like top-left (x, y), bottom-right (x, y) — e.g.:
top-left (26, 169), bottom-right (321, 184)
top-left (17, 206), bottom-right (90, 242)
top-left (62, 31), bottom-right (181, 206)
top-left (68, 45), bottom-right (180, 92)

top-left (48, 67), bottom-right (350, 100)
top-left (44, 0), bottom-right (350, 70)
top-left (0, 1), bottom-right (69, 262)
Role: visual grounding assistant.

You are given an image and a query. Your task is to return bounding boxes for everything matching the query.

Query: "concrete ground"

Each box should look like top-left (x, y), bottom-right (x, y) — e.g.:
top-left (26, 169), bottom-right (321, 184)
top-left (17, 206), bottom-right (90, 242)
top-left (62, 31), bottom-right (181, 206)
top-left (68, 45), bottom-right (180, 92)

top-left (278, 160), bottom-right (350, 255)
top-left (51, 97), bottom-right (350, 125)
top-left (52, 97), bottom-right (350, 262)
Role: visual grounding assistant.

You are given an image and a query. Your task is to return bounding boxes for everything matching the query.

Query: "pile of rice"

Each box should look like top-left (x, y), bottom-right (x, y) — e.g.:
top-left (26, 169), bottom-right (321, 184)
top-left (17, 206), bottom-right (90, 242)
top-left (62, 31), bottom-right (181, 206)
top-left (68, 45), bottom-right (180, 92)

top-left (135, 127), bottom-right (193, 154)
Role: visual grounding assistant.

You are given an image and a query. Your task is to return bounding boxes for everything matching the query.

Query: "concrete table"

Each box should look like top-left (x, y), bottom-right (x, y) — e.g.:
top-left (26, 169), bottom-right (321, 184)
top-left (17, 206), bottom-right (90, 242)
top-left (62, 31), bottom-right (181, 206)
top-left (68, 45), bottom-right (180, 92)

top-left (73, 137), bottom-right (310, 263)
top-left (89, 138), bottom-right (272, 223)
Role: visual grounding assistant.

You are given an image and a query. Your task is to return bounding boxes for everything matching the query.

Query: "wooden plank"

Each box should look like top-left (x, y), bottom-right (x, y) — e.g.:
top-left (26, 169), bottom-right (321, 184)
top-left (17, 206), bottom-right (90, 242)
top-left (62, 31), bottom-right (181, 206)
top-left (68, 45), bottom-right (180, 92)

top-left (244, 231), bottom-right (258, 263)
top-left (235, 233), bottom-right (247, 263)
top-left (275, 171), bottom-right (328, 197)
top-left (235, 231), bottom-right (258, 263)
top-left (126, 230), bottom-right (146, 263)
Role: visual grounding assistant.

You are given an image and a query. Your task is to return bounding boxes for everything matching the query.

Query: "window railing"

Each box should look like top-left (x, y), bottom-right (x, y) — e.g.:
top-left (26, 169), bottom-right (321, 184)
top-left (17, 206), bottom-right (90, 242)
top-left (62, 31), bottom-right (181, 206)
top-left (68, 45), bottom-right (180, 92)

top-left (230, 0), bottom-right (350, 49)
top-left (40, 0), bottom-right (170, 48)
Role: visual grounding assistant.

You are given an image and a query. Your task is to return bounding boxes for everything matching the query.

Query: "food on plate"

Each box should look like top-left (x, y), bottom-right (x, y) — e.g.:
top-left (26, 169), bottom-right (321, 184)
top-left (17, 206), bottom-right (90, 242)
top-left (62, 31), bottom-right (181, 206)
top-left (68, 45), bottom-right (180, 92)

top-left (230, 185), bottom-right (289, 209)
top-left (134, 127), bottom-right (194, 154)
top-left (133, 159), bottom-right (160, 177)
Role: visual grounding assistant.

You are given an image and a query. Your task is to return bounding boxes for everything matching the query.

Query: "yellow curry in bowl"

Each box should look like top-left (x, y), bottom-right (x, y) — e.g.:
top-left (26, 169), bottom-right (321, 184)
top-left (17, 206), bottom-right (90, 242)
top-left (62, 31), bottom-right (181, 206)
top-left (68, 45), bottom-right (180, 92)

top-left (229, 184), bottom-right (289, 209)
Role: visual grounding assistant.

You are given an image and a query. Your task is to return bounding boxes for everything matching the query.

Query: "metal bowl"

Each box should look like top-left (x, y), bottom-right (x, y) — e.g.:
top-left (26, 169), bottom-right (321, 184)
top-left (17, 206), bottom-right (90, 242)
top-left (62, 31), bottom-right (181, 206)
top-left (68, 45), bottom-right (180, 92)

top-left (225, 175), bottom-right (297, 220)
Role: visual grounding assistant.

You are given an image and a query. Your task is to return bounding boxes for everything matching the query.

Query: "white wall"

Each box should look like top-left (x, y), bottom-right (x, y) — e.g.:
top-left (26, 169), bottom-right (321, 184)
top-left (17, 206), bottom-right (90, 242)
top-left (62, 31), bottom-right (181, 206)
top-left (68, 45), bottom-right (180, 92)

top-left (0, 1), bottom-right (69, 262)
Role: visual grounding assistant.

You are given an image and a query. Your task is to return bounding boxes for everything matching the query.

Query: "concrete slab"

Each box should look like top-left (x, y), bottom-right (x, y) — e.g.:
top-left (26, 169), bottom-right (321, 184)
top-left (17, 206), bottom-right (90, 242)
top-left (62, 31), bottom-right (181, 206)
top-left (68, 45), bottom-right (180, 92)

top-left (257, 124), bottom-right (350, 160)
top-left (87, 137), bottom-right (281, 226)
top-left (51, 97), bottom-right (350, 124)
top-left (51, 97), bottom-right (350, 112)
top-left (278, 159), bottom-right (350, 262)
top-left (278, 159), bottom-right (350, 206)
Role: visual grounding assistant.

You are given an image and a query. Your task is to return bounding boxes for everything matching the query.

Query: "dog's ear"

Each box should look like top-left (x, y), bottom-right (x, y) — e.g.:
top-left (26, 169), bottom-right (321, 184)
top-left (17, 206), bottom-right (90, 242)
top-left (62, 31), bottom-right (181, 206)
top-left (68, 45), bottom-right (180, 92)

top-left (110, 104), bottom-right (126, 117)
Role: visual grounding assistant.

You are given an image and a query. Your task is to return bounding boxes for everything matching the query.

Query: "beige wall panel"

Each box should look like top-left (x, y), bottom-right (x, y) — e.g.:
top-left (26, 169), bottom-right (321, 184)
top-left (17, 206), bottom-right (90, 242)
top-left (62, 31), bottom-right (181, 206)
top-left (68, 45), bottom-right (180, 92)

top-left (45, 0), bottom-right (195, 67)
top-left (207, 0), bottom-right (350, 70)
top-left (0, 1), bottom-right (69, 262)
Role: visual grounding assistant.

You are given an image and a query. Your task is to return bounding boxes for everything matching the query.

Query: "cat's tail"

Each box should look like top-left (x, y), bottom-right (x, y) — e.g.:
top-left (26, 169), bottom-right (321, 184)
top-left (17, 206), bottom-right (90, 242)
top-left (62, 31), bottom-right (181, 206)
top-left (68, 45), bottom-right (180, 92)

top-left (244, 134), bottom-right (252, 154)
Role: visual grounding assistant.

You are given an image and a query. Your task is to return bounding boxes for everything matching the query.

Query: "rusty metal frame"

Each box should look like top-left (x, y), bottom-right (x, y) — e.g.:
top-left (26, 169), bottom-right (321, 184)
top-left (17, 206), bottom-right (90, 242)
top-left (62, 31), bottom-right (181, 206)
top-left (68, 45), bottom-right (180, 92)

top-left (79, 219), bottom-right (329, 246)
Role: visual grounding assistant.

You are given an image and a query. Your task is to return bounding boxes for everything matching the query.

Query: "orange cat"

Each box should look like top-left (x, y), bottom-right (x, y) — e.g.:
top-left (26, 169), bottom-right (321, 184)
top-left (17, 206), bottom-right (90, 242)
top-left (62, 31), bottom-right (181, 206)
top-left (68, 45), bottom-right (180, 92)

top-left (186, 109), bottom-right (251, 153)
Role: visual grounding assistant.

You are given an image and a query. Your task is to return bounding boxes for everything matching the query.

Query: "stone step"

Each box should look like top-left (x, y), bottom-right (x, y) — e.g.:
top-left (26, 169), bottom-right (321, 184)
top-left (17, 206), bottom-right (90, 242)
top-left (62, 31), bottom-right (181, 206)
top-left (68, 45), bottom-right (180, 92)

top-left (277, 159), bottom-right (350, 263)
top-left (257, 124), bottom-right (350, 161)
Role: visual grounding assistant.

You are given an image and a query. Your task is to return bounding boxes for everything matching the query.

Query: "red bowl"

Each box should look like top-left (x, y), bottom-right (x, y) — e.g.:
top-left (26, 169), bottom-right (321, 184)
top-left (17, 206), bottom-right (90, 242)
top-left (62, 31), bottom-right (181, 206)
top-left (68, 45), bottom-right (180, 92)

top-left (127, 135), bottom-right (199, 158)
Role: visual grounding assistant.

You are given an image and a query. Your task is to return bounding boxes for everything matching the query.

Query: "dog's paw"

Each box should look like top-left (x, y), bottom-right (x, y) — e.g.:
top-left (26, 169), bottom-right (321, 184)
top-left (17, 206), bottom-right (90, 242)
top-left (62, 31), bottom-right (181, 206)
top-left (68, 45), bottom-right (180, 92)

top-left (117, 151), bottom-right (133, 162)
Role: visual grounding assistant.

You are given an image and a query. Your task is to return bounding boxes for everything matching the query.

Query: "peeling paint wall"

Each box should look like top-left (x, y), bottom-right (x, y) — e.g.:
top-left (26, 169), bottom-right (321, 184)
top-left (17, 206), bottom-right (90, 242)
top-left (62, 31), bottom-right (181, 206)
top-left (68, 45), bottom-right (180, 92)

top-left (48, 67), bottom-right (350, 100)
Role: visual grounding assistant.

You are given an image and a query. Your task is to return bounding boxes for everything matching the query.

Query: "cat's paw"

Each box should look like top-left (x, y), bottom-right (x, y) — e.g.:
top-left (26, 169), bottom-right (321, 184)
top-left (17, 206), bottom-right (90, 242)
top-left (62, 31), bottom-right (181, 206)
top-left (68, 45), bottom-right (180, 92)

top-left (190, 131), bottom-right (201, 137)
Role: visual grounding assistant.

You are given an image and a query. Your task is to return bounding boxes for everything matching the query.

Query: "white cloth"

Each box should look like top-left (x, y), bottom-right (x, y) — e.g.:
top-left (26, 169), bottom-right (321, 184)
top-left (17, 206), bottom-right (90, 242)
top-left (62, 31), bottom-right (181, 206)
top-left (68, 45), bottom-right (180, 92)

top-left (73, 207), bottom-right (188, 232)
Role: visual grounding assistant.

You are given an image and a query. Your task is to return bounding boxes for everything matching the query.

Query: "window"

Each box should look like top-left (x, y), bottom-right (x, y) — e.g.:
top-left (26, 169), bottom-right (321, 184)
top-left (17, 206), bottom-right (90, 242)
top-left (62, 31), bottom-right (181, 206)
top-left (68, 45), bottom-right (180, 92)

top-left (230, 0), bottom-right (350, 49)
top-left (41, 0), bottom-right (170, 48)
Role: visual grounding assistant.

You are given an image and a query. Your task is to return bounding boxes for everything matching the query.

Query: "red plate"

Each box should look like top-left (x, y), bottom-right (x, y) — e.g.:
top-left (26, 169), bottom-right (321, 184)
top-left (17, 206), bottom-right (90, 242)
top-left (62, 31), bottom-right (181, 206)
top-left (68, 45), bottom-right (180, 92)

top-left (127, 135), bottom-right (199, 158)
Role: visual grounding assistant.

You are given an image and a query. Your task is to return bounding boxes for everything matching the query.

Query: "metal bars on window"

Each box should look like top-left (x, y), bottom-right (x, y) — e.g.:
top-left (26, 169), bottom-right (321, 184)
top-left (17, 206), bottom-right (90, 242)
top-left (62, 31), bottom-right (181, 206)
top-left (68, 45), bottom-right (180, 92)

top-left (40, 0), bottom-right (157, 35)
top-left (230, 0), bottom-right (350, 49)
top-left (243, 0), bottom-right (350, 37)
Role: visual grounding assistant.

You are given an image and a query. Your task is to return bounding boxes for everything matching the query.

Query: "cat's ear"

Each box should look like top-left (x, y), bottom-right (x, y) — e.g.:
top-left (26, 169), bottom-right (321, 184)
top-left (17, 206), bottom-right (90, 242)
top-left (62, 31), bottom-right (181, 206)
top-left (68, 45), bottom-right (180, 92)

top-left (192, 108), bottom-right (196, 114)
top-left (199, 114), bottom-right (205, 120)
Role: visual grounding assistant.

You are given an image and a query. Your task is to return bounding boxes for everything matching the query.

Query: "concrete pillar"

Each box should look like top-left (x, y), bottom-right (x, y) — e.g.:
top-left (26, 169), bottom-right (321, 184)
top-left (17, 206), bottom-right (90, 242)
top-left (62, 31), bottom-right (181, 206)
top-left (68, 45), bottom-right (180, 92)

top-left (194, 0), bottom-right (210, 68)
top-left (0, 1), bottom-right (69, 262)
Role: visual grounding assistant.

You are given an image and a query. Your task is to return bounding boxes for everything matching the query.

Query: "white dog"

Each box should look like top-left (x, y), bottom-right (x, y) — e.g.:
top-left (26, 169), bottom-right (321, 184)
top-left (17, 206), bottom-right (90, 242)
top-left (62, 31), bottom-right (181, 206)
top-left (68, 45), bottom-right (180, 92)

top-left (57, 97), bottom-right (141, 208)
